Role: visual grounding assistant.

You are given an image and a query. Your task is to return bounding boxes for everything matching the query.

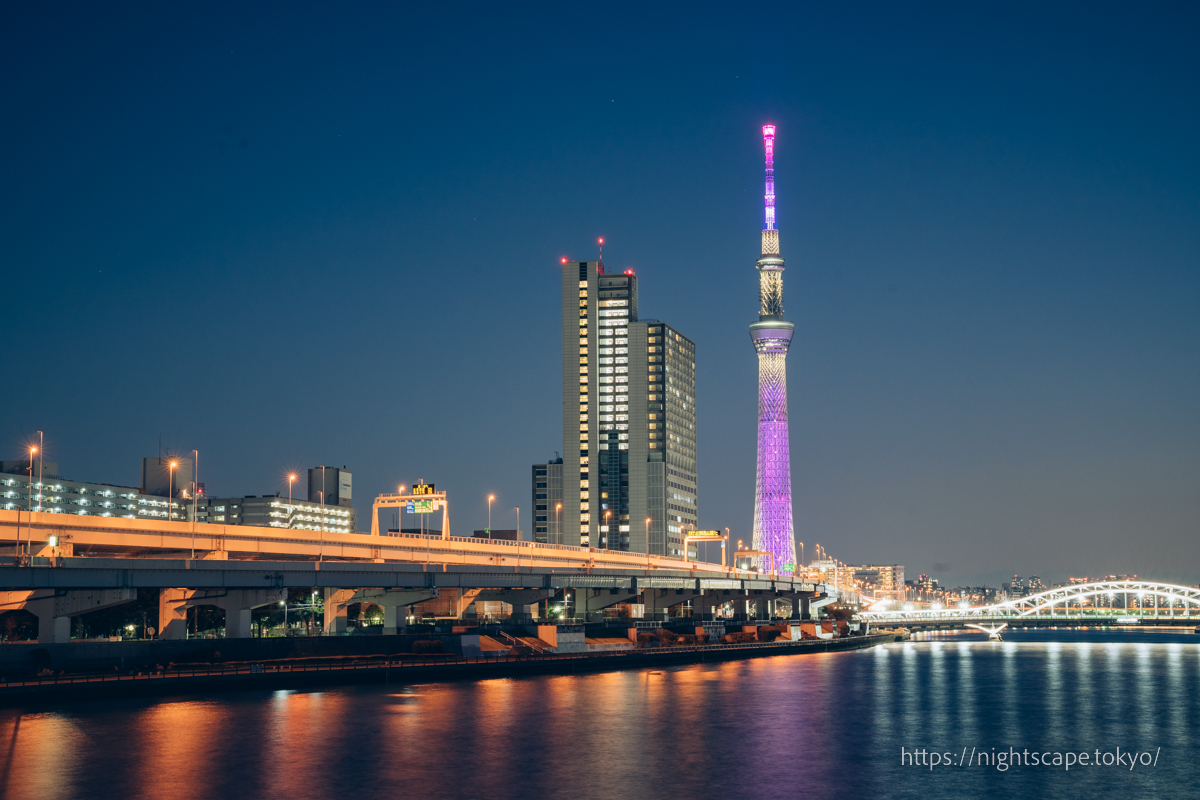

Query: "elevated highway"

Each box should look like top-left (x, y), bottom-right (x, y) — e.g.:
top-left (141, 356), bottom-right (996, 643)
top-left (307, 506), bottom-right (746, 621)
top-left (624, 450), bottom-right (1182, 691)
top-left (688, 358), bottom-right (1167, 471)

top-left (0, 511), bottom-right (826, 643)
top-left (0, 509), bottom-right (773, 578)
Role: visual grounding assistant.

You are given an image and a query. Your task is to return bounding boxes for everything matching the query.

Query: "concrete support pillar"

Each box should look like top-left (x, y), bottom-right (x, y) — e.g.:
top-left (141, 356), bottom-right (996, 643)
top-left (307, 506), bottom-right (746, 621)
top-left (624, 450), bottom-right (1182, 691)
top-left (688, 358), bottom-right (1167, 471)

top-left (23, 596), bottom-right (61, 644)
top-left (226, 607), bottom-right (254, 639)
top-left (159, 588), bottom-right (190, 640)
top-left (52, 615), bottom-right (71, 643)
top-left (573, 588), bottom-right (640, 619)
top-left (327, 589), bottom-right (436, 634)
top-left (750, 596), bottom-right (766, 621)
top-left (324, 588), bottom-right (354, 634)
top-left (2, 589), bottom-right (137, 644)
top-left (457, 589), bottom-right (483, 618)
top-left (160, 587), bottom-right (286, 639)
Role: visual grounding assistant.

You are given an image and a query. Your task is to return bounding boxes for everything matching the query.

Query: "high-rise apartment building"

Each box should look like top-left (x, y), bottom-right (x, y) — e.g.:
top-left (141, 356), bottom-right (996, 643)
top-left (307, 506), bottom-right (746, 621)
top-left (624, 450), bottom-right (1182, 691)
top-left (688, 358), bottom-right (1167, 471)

top-left (554, 258), bottom-right (697, 555)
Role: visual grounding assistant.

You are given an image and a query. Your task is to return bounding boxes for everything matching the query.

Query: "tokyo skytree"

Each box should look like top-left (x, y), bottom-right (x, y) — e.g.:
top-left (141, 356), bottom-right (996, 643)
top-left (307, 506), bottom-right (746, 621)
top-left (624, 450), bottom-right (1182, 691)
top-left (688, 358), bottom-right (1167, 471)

top-left (750, 124), bottom-right (797, 573)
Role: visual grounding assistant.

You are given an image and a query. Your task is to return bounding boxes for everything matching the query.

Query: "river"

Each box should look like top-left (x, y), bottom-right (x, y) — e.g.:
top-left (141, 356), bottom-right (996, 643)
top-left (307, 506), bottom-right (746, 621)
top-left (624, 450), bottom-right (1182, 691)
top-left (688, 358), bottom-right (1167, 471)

top-left (1, 630), bottom-right (1196, 799)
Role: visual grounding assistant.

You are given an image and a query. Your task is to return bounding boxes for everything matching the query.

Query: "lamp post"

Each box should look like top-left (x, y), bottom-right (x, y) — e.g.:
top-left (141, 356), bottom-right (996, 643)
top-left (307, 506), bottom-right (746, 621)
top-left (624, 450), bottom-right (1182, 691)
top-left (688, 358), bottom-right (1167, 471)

top-left (35, 431), bottom-right (43, 512)
top-left (319, 465), bottom-right (326, 562)
top-left (191, 449), bottom-right (199, 558)
top-left (288, 474), bottom-right (297, 530)
top-left (514, 506), bottom-right (520, 540)
top-left (487, 494), bottom-right (494, 532)
top-left (167, 460), bottom-right (179, 522)
top-left (555, 503), bottom-right (561, 545)
top-left (396, 485), bottom-right (406, 537)
top-left (25, 445), bottom-right (37, 557)
top-left (603, 510), bottom-right (611, 549)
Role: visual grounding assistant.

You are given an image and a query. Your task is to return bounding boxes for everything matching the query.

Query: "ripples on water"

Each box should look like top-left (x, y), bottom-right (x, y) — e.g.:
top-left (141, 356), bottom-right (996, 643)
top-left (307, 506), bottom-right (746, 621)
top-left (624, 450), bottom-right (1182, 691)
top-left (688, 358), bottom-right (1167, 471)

top-left (0, 631), bottom-right (1196, 800)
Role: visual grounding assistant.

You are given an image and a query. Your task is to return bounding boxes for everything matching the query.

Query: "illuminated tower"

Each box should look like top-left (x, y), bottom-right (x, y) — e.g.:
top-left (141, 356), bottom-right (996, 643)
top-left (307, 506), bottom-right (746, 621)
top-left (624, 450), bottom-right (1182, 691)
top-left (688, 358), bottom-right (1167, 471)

top-left (750, 124), bottom-right (797, 573)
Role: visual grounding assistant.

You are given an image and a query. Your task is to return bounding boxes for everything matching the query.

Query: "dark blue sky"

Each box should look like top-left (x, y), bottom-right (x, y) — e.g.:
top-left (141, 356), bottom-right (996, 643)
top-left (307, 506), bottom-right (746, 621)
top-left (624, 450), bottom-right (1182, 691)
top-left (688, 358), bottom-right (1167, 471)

top-left (2, 3), bottom-right (1197, 586)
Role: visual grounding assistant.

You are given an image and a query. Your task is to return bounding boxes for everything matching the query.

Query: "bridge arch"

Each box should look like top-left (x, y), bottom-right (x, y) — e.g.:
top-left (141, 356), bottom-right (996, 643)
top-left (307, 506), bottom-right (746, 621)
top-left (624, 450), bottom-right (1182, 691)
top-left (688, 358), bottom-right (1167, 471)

top-left (857, 581), bottom-right (1200, 624)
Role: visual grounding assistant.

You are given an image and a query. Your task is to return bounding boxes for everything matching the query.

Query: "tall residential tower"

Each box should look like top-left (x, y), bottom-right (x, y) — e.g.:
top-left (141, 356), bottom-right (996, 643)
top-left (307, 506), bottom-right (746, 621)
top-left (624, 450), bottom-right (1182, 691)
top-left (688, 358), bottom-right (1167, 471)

top-left (750, 124), bottom-right (797, 573)
top-left (545, 257), bottom-right (697, 555)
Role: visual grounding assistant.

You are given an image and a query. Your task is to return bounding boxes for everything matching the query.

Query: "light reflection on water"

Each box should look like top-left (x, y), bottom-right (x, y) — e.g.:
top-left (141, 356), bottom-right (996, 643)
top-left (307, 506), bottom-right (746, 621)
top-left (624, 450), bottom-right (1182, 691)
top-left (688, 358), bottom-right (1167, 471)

top-left (0, 631), bottom-right (1197, 800)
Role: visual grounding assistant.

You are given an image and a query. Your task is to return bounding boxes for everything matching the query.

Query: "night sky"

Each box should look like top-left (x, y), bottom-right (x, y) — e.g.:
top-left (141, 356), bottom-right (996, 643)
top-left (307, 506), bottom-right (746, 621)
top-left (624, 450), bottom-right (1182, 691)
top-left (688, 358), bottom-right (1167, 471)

top-left (2, 4), bottom-right (1197, 587)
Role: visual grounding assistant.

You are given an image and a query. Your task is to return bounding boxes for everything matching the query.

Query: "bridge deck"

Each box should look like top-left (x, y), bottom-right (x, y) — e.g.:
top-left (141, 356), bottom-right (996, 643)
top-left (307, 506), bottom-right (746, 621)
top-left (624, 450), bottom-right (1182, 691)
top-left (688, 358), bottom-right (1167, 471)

top-left (0, 556), bottom-right (821, 592)
top-left (0, 510), bottom-right (798, 584)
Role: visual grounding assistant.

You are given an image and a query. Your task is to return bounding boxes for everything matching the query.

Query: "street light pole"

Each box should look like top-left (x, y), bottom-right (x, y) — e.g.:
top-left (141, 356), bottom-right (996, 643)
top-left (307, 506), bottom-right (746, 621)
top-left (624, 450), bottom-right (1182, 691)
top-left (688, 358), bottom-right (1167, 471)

top-left (167, 460), bottom-right (179, 523)
top-left (319, 465), bottom-right (326, 562)
top-left (555, 503), bottom-right (561, 546)
top-left (487, 494), bottom-right (494, 532)
top-left (25, 445), bottom-right (37, 557)
top-left (191, 449), bottom-right (199, 558)
top-left (36, 431), bottom-right (43, 512)
top-left (288, 474), bottom-right (297, 530)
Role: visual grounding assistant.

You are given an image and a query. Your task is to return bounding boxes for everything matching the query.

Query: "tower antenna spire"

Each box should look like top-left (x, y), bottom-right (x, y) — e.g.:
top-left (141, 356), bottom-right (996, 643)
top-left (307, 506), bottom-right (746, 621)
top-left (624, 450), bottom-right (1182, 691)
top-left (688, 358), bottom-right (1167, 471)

top-left (763, 124), bottom-right (775, 232)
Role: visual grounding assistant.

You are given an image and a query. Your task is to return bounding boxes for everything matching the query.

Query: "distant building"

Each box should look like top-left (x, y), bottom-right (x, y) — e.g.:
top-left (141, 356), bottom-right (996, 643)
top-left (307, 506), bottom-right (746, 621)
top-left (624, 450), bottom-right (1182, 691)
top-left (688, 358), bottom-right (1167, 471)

top-left (192, 494), bottom-right (355, 533)
top-left (308, 466), bottom-right (351, 508)
top-left (141, 456), bottom-right (195, 498)
top-left (473, 529), bottom-right (520, 541)
top-left (1, 464), bottom-right (145, 519)
top-left (952, 586), bottom-right (1001, 604)
top-left (0, 460), bottom-right (59, 480)
top-left (851, 565), bottom-right (905, 596)
top-left (532, 459), bottom-right (564, 543)
top-left (1003, 575), bottom-right (1027, 598)
top-left (2, 458), bottom-right (357, 530)
top-left (554, 257), bottom-right (697, 555)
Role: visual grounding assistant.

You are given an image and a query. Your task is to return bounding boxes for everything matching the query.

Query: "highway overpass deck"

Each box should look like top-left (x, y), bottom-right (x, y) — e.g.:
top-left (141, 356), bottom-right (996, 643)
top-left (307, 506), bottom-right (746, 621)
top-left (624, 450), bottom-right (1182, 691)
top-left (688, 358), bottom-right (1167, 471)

top-left (0, 556), bottom-right (822, 593)
top-left (0, 509), bottom-right (794, 582)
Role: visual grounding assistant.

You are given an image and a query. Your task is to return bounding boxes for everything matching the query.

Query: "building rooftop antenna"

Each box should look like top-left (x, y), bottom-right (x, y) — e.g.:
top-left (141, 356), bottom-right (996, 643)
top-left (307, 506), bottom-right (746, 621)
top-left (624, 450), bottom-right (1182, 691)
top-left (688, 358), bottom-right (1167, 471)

top-left (597, 237), bottom-right (604, 274)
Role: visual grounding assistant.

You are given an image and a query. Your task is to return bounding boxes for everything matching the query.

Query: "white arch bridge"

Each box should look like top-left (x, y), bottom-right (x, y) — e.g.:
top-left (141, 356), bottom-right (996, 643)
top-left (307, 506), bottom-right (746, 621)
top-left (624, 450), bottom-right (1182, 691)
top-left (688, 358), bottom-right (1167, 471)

top-left (857, 581), bottom-right (1200, 628)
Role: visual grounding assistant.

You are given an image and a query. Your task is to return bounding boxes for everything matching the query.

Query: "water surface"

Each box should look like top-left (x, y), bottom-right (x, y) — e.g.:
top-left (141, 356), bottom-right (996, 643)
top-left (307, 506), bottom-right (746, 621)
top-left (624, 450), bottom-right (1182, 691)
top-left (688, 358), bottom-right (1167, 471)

top-left (1, 631), bottom-right (1196, 799)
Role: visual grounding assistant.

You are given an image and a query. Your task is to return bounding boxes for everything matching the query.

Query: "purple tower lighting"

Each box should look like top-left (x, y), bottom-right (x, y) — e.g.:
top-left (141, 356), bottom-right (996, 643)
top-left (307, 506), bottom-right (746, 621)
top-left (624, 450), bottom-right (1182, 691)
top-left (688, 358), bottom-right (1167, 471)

top-left (750, 124), bottom-right (797, 574)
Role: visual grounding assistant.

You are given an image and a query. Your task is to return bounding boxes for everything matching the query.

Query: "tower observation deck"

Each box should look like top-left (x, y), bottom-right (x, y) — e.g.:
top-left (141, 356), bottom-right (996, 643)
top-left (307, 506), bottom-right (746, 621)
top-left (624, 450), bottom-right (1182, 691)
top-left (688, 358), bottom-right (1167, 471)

top-left (750, 124), bottom-right (797, 574)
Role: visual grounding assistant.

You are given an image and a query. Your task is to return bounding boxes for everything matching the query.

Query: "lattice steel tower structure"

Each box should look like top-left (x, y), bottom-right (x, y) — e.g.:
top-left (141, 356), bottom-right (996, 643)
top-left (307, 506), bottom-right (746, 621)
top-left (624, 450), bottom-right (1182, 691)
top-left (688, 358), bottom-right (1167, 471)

top-left (750, 124), bottom-right (797, 573)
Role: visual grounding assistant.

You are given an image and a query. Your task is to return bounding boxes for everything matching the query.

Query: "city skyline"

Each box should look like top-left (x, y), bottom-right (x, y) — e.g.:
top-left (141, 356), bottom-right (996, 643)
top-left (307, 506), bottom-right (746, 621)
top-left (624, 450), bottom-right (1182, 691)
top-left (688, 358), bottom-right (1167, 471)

top-left (1, 5), bottom-right (1197, 588)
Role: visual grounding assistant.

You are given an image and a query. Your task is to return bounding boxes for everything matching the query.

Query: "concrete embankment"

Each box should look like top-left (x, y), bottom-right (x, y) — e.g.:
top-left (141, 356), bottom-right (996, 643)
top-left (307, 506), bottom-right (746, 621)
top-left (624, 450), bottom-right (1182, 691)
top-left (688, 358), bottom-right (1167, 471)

top-left (0, 633), bottom-right (901, 706)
